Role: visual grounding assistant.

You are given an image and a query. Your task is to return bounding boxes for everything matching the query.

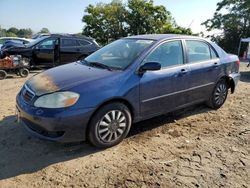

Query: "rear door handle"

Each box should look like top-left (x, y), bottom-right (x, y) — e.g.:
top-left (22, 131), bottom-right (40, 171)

top-left (214, 62), bottom-right (218, 65)
top-left (213, 62), bottom-right (219, 68)
top-left (180, 68), bottom-right (188, 74)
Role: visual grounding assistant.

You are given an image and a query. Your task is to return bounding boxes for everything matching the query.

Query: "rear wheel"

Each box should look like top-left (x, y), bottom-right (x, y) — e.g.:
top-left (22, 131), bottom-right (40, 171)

top-left (88, 103), bottom-right (132, 148)
top-left (0, 70), bottom-right (7, 80)
top-left (207, 79), bottom-right (228, 109)
top-left (19, 68), bottom-right (29, 77)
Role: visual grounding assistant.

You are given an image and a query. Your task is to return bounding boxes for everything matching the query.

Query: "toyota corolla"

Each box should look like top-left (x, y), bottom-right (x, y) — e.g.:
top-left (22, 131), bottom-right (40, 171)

top-left (16, 34), bottom-right (240, 148)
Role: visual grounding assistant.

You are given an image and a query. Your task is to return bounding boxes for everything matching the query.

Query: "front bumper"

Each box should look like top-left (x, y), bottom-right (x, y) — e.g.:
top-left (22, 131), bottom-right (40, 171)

top-left (16, 93), bottom-right (95, 143)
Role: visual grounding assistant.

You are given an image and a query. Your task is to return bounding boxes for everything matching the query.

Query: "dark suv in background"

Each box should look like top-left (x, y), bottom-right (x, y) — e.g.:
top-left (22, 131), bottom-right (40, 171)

top-left (1, 34), bottom-right (100, 67)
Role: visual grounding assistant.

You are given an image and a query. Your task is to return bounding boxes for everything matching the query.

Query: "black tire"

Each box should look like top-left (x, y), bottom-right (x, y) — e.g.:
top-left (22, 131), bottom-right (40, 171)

top-left (0, 70), bottom-right (7, 80)
top-left (88, 103), bottom-right (132, 148)
top-left (19, 68), bottom-right (29, 77)
top-left (207, 79), bottom-right (228, 109)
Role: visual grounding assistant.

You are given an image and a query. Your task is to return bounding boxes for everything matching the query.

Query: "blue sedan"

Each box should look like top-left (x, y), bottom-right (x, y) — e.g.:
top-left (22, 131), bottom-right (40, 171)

top-left (16, 34), bottom-right (240, 148)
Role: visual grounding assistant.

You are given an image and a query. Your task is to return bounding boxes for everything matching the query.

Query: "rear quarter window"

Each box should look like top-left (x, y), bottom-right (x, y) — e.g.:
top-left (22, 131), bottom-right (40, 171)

top-left (79, 39), bottom-right (91, 46)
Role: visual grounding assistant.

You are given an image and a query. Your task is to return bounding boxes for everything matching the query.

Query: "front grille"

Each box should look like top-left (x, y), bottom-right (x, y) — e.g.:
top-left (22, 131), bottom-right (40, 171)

top-left (22, 84), bottom-right (35, 103)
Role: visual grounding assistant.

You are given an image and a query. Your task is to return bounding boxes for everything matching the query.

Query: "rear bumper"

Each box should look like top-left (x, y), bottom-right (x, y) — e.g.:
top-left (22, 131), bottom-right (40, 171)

top-left (229, 73), bottom-right (241, 86)
top-left (16, 93), bottom-right (95, 143)
top-left (229, 73), bottom-right (240, 93)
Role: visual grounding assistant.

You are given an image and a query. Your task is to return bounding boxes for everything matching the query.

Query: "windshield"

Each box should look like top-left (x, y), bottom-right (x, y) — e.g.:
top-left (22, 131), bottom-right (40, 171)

top-left (26, 36), bottom-right (49, 47)
top-left (84, 39), bottom-right (154, 70)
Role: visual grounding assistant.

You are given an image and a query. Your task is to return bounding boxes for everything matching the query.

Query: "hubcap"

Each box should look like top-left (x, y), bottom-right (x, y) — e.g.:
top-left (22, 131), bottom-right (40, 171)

top-left (97, 110), bottom-right (127, 143)
top-left (214, 83), bottom-right (227, 105)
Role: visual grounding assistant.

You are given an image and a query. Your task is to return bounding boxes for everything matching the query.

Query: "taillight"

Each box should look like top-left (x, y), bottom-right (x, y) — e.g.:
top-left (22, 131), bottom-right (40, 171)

top-left (236, 60), bottom-right (240, 66)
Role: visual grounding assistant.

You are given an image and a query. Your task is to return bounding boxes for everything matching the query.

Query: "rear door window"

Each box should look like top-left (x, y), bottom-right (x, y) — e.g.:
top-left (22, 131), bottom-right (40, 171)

top-left (61, 39), bottom-right (80, 47)
top-left (186, 40), bottom-right (212, 63)
top-left (144, 40), bottom-right (184, 68)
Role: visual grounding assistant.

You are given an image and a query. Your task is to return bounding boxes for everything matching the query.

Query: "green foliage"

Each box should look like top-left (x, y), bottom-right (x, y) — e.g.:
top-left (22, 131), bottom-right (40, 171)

top-left (17, 28), bottom-right (33, 38)
top-left (82, 0), bottom-right (193, 45)
top-left (126, 0), bottom-right (172, 35)
top-left (40, 28), bottom-right (50, 33)
top-left (82, 0), bottom-right (127, 44)
top-left (202, 0), bottom-right (250, 54)
top-left (0, 26), bottom-right (33, 38)
top-left (7, 27), bottom-right (19, 35)
top-left (5, 32), bottom-right (17, 37)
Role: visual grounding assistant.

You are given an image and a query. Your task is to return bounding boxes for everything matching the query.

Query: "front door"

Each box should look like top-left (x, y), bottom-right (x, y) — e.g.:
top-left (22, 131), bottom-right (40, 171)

top-left (139, 40), bottom-right (190, 118)
top-left (33, 37), bottom-right (56, 66)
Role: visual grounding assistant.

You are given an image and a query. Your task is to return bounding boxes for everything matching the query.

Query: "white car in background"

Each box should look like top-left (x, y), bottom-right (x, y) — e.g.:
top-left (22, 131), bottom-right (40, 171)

top-left (0, 37), bottom-right (32, 48)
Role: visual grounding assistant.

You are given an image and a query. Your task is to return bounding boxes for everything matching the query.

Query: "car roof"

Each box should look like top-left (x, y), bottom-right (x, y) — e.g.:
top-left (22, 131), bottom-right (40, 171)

top-left (49, 34), bottom-right (93, 41)
top-left (126, 34), bottom-right (205, 41)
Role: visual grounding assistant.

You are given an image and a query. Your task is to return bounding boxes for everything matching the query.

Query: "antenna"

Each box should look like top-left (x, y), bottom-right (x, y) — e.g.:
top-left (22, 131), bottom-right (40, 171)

top-left (188, 20), bottom-right (194, 28)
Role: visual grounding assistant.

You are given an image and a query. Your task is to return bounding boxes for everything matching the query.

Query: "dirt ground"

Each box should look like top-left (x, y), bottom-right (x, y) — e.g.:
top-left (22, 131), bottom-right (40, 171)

top-left (0, 64), bottom-right (249, 188)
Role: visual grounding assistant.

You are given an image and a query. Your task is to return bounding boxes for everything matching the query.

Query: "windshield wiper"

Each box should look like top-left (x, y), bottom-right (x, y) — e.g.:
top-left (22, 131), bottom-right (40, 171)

top-left (87, 61), bottom-right (112, 71)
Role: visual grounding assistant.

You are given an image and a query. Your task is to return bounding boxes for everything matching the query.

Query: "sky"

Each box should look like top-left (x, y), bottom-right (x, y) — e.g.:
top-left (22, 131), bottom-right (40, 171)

top-left (0, 0), bottom-right (221, 35)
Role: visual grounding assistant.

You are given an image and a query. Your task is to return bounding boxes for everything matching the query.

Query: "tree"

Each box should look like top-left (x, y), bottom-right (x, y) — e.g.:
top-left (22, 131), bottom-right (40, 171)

top-left (83, 0), bottom-right (127, 44)
top-left (7, 27), bottom-right (19, 35)
top-left (40, 28), bottom-right (50, 33)
top-left (5, 32), bottom-right (17, 37)
top-left (0, 26), bottom-right (7, 37)
top-left (17, 28), bottom-right (33, 38)
top-left (160, 24), bottom-right (193, 35)
top-left (126, 0), bottom-right (173, 35)
top-left (202, 0), bottom-right (250, 55)
top-left (82, 0), bottom-right (193, 45)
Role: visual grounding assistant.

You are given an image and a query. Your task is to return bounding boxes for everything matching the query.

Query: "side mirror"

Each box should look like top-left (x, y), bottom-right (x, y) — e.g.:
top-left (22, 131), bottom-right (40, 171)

top-left (138, 62), bottom-right (161, 74)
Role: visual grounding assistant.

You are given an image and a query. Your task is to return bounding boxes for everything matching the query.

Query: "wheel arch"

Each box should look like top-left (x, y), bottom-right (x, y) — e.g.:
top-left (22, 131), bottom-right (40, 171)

top-left (219, 75), bottom-right (235, 94)
top-left (85, 98), bottom-right (135, 137)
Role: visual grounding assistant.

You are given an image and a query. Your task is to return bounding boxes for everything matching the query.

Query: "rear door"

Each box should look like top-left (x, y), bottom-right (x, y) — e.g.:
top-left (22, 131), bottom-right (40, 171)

top-left (139, 40), bottom-right (190, 118)
top-left (60, 38), bottom-right (82, 63)
top-left (184, 40), bottom-right (221, 103)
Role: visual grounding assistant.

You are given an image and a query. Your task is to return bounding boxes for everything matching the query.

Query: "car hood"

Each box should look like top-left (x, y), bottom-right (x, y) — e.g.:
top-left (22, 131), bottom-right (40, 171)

top-left (26, 62), bottom-right (118, 96)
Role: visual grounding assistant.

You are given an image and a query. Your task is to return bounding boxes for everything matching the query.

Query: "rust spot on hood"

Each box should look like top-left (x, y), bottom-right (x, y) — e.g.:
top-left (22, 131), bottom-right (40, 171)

top-left (27, 72), bottom-right (59, 96)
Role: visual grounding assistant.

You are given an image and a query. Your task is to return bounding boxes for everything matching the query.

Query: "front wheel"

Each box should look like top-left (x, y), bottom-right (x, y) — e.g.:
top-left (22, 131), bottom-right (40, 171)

top-left (88, 103), bottom-right (132, 148)
top-left (207, 79), bottom-right (228, 109)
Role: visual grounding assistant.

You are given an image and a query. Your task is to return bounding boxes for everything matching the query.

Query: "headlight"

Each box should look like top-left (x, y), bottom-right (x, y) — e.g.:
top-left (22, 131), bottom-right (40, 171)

top-left (34, 91), bottom-right (80, 108)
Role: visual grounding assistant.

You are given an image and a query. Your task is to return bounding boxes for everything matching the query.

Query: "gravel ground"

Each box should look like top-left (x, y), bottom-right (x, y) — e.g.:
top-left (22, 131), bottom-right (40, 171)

top-left (0, 64), bottom-right (249, 188)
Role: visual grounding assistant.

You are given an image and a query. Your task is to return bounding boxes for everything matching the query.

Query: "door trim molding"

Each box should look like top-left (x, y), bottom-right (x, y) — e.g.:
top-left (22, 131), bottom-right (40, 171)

top-left (142, 82), bottom-right (214, 103)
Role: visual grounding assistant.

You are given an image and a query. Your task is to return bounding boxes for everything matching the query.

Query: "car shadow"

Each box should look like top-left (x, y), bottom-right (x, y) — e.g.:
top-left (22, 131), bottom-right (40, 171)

top-left (240, 71), bottom-right (250, 83)
top-left (0, 115), bottom-right (100, 180)
top-left (0, 104), bottom-right (211, 180)
top-left (128, 104), bottom-right (211, 137)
